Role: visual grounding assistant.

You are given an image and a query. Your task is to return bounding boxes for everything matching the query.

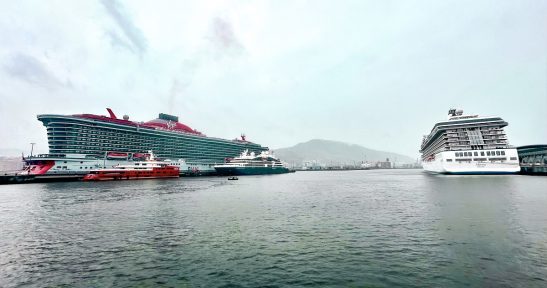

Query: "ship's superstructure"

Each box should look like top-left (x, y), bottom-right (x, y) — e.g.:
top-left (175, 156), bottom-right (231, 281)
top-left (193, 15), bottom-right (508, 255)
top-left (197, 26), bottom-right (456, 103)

top-left (420, 109), bottom-right (520, 174)
top-left (24, 108), bottom-right (268, 176)
top-left (214, 150), bottom-right (290, 175)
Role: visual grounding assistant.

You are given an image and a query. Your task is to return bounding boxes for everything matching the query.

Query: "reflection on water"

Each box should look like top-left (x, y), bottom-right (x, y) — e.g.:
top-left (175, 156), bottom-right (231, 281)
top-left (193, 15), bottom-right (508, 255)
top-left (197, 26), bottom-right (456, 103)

top-left (1, 170), bottom-right (546, 287)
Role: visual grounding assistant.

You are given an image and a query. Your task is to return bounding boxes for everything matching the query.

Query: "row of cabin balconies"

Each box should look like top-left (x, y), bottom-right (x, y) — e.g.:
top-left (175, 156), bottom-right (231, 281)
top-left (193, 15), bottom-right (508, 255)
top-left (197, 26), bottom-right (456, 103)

top-left (445, 131), bottom-right (506, 138)
top-left (421, 141), bottom-right (446, 154)
top-left (47, 142), bottom-right (243, 155)
top-left (48, 135), bottom-right (250, 149)
top-left (48, 145), bottom-right (249, 161)
top-left (444, 135), bottom-right (507, 142)
top-left (49, 146), bottom-right (243, 157)
top-left (47, 135), bottom-right (246, 151)
top-left (47, 140), bottom-right (247, 153)
top-left (421, 137), bottom-right (449, 155)
top-left (479, 126), bottom-right (502, 131)
top-left (483, 135), bottom-right (507, 140)
top-left (45, 124), bottom-right (262, 145)
top-left (48, 124), bottom-right (204, 139)
top-left (481, 130), bottom-right (505, 135)
top-left (447, 141), bottom-right (507, 148)
top-left (48, 150), bottom-right (226, 160)
top-left (48, 129), bottom-right (197, 141)
top-left (483, 139), bottom-right (507, 144)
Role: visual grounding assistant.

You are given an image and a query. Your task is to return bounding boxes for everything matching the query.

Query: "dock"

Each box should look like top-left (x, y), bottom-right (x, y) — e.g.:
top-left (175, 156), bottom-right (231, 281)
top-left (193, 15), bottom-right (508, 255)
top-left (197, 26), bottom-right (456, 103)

top-left (0, 172), bottom-right (83, 185)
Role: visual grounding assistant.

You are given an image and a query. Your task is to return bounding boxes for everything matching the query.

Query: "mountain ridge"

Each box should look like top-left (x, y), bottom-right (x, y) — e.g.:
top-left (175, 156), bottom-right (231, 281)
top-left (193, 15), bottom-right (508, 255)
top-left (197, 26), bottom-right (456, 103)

top-left (274, 139), bottom-right (415, 165)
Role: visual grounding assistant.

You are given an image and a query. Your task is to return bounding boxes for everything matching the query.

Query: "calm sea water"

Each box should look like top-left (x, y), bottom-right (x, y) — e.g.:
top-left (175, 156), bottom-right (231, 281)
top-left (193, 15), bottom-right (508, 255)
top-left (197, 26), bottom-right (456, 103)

top-left (1, 170), bottom-right (546, 287)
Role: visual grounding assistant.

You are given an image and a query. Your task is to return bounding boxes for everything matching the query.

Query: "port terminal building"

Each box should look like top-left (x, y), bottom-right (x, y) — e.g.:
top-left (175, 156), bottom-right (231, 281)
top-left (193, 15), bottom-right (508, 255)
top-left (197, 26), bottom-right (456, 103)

top-left (517, 145), bottom-right (547, 175)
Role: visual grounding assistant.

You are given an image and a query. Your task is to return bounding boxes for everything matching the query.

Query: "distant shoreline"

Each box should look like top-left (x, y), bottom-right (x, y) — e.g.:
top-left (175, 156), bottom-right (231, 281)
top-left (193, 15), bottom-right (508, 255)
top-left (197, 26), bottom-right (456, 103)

top-left (294, 167), bottom-right (422, 172)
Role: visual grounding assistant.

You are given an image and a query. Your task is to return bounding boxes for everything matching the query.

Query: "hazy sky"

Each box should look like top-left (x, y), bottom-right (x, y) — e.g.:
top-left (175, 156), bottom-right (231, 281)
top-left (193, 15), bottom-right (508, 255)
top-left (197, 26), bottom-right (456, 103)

top-left (1, 0), bottom-right (546, 157)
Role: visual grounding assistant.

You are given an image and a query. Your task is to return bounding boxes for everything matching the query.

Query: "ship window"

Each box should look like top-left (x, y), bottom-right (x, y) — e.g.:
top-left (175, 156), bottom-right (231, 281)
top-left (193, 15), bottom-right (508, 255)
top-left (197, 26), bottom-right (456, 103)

top-left (496, 151), bottom-right (500, 156)
top-left (487, 151), bottom-right (491, 156)
top-left (510, 157), bottom-right (517, 160)
top-left (501, 151), bottom-right (505, 156)
top-left (447, 159), bottom-right (453, 162)
top-left (481, 152), bottom-right (485, 156)
top-left (57, 166), bottom-right (61, 168)
top-left (474, 152), bottom-right (478, 156)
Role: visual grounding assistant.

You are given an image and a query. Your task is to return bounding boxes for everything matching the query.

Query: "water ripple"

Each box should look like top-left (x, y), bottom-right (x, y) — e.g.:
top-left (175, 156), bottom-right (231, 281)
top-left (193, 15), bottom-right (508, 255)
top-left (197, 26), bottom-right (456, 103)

top-left (1, 171), bottom-right (547, 287)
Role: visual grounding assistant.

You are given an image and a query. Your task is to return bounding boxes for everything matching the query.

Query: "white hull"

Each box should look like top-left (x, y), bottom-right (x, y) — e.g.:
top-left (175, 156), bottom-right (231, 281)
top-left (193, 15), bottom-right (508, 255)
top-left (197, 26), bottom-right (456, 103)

top-left (422, 149), bottom-right (520, 174)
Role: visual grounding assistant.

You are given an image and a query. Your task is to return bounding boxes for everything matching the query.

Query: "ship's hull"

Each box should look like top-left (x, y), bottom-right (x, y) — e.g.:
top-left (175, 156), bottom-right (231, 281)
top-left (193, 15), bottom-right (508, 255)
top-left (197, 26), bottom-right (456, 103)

top-left (83, 166), bottom-right (179, 181)
top-left (83, 174), bottom-right (178, 181)
top-left (83, 174), bottom-right (179, 181)
top-left (214, 166), bottom-right (290, 176)
top-left (422, 149), bottom-right (520, 174)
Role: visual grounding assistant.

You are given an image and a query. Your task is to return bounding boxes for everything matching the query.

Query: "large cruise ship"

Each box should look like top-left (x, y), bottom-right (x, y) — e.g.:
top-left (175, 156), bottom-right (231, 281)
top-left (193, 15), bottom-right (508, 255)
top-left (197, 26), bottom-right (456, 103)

top-left (23, 108), bottom-right (268, 176)
top-left (420, 109), bottom-right (520, 174)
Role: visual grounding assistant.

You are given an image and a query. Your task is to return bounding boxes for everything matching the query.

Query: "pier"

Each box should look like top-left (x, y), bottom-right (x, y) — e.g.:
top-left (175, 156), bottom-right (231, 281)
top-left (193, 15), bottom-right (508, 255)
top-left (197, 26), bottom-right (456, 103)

top-left (517, 145), bottom-right (547, 175)
top-left (0, 172), bottom-right (83, 185)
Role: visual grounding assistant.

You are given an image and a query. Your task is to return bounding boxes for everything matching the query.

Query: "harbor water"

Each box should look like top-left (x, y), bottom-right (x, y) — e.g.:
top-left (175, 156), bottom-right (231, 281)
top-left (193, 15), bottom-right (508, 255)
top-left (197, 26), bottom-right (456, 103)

top-left (1, 170), bottom-right (546, 287)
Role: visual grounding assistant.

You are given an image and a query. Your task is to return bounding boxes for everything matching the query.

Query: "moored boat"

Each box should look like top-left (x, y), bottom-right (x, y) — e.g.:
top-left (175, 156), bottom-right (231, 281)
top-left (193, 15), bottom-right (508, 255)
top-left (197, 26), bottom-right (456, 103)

top-left (214, 150), bottom-right (290, 176)
top-left (83, 151), bottom-right (179, 181)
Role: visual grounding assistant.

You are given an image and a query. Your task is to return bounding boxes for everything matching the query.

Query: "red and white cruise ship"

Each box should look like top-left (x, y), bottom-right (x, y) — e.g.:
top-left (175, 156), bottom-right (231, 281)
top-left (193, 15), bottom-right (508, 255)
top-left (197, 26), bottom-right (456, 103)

top-left (20, 108), bottom-right (268, 178)
top-left (82, 151), bottom-right (179, 181)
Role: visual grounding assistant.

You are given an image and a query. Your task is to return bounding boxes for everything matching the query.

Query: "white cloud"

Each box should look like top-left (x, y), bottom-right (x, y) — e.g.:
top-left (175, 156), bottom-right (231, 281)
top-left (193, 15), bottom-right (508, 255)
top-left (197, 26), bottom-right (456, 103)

top-left (0, 0), bottom-right (546, 156)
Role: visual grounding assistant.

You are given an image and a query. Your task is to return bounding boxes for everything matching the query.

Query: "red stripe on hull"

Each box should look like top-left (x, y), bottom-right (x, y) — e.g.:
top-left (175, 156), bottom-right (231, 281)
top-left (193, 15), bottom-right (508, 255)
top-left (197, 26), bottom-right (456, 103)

top-left (82, 166), bottom-right (179, 181)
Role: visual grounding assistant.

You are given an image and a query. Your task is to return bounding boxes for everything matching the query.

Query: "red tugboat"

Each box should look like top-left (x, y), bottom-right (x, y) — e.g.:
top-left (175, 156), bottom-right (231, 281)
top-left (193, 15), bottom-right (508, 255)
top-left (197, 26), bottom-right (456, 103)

top-left (83, 151), bottom-right (179, 181)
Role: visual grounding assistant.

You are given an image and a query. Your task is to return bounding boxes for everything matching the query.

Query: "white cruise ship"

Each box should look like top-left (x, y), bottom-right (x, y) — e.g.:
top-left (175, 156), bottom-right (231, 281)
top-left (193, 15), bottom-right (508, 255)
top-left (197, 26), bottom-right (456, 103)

top-left (420, 109), bottom-right (520, 174)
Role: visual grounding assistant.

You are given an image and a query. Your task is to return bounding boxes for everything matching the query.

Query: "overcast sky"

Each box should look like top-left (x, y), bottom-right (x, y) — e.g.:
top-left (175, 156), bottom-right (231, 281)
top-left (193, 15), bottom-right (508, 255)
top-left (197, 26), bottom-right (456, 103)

top-left (1, 0), bottom-right (546, 157)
